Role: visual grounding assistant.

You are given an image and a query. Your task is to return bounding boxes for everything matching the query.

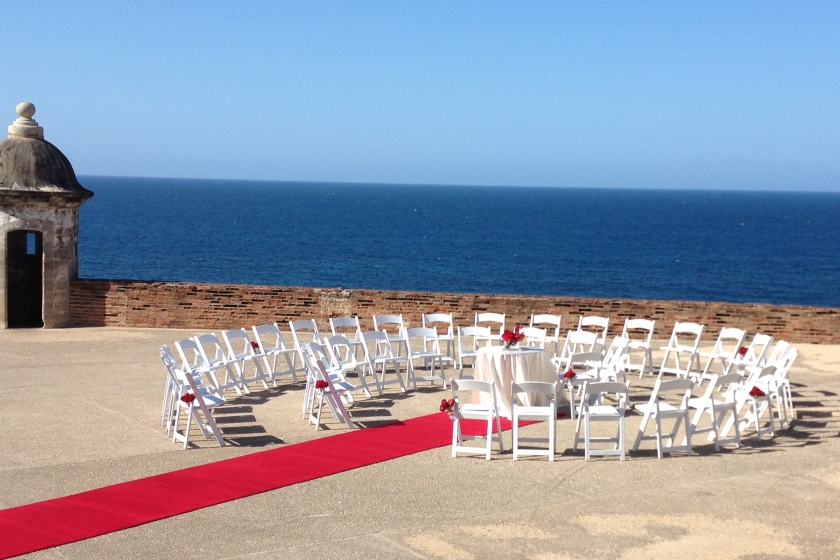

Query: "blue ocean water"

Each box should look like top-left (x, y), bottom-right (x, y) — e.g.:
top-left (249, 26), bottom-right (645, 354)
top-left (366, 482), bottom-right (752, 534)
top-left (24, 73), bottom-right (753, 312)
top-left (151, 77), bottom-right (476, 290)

top-left (77, 177), bottom-right (840, 308)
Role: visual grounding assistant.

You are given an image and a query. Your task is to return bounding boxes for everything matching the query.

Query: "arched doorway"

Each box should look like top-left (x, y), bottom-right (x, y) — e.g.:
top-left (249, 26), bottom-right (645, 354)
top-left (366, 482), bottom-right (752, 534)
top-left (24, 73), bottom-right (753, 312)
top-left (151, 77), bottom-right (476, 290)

top-left (7, 230), bottom-right (43, 328)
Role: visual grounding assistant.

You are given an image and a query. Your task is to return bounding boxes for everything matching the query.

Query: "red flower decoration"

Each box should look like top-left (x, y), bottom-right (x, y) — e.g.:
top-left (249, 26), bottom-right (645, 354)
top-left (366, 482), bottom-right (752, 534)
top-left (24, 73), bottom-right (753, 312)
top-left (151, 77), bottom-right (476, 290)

top-left (439, 398), bottom-right (456, 413)
top-left (180, 393), bottom-right (196, 404)
top-left (737, 346), bottom-right (748, 356)
top-left (250, 340), bottom-right (260, 350)
top-left (501, 325), bottom-right (525, 346)
top-left (563, 369), bottom-right (576, 379)
top-left (749, 386), bottom-right (766, 398)
top-left (314, 380), bottom-right (329, 390)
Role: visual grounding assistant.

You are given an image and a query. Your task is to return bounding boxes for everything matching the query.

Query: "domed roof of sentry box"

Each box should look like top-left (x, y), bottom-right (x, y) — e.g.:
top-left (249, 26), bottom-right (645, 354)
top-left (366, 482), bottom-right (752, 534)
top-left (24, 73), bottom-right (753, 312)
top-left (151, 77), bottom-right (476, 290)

top-left (0, 102), bottom-right (93, 203)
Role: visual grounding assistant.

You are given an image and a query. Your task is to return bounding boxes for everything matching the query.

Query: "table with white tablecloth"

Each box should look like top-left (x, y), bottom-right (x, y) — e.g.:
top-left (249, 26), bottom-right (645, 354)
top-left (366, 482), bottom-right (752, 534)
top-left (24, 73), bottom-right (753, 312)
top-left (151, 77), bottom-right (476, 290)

top-left (473, 346), bottom-right (567, 419)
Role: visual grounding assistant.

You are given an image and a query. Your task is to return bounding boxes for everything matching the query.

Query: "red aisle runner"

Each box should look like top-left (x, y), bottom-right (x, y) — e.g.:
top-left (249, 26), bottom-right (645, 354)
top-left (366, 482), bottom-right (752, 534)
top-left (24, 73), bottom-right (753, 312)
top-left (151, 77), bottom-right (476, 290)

top-left (0, 413), bottom-right (513, 558)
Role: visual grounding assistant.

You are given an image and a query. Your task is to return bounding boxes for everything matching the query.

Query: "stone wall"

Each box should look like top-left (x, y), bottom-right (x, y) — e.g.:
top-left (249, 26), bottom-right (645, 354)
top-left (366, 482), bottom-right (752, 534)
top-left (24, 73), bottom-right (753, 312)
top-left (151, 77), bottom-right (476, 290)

top-left (68, 279), bottom-right (840, 344)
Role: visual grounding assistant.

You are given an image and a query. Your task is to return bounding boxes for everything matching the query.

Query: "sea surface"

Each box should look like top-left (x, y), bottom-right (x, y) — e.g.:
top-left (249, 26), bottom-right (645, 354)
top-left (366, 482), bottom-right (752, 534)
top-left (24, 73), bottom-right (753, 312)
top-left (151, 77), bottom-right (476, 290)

top-left (77, 177), bottom-right (840, 308)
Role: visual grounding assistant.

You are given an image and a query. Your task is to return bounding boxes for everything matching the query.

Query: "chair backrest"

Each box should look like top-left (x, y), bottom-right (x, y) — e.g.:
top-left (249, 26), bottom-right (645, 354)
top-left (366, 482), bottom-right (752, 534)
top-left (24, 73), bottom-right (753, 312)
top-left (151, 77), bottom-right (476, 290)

top-left (763, 340), bottom-right (791, 367)
top-left (252, 323), bottom-right (289, 352)
top-left (475, 312), bottom-right (505, 334)
top-left (578, 316), bottom-right (609, 344)
top-left (774, 347), bottom-right (797, 377)
top-left (422, 313), bottom-right (454, 337)
top-left (222, 328), bottom-right (256, 359)
top-left (194, 333), bottom-right (228, 364)
top-left (530, 314), bottom-right (561, 339)
top-left (324, 334), bottom-right (357, 367)
top-left (649, 377), bottom-right (695, 410)
top-left (361, 329), bottom-right (395, 359)
top-left (602, 336), bottom-right (631, 369)
top-left (175, 337), bottom-right (210, 371)
top-left (451, 378), bottom-right (494, 395)
top-left (568, 351), bottom-right (604, 375)
top-left (520, 326), bottom-right (547, 348)
top-left (582, 381), bottom-right (628, 401)
top-left (304, 341), bottom-right (331, 372)
top-left (329, 316), bottom-right (362, 340)
top-left (621, 318), bottom-right (655, 344)
top-left (566, 329), bottom-right (598, 351)
top-left (290, 319), bottom-right (322, 347)
top-left (711, 327), bottom-right (747, 357)
top-left (744, 333), bottom-right (774, 365)
top-left (667, 322), bottom-right (704, 350)
top-left (511, 381), bottom-right (557, 405)
top-left (406, 326), bottom-right (437, 340)
top-left (373, 314), bottom-right (404, 330)
top-left (458, 326), bottom-right (491, 353)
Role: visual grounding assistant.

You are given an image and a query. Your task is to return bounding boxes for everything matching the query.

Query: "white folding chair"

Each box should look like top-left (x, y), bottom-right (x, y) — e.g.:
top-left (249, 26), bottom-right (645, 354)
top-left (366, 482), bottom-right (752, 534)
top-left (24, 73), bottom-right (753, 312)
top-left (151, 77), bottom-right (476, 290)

top-left (511, 381), bottom-right (557, 461)
top-left (456, 326), bottom-right (490, 379)
top-left (658, 322), bottom-right (704, 379)
top-left (687, 373), bottom-right (742, 451)
top-left (361, 330), bottom-right (407, 394)
top-left (620, 318), bottom-right (655, 377)
top-left (422, 313), bottom-right (456, 360)
top-left (290, 319), bottom-right (323, 376)
top-left (450, 378), bottom-right (504, 460)
top-left (530, 314), bottom-right (562, 357)
top-left (373, 314), bottom-right (409, 357)
top-left (560, 350), bottom-right (604, 422)
top-left (329, 316), bottom-right (365, 359)
top-left (739, 365), bottom-right (779, 441)
top-left (697, 327), bottom-right (746, 383)
top-left (728, 333), bottom-right (774, 373)
top-left (633, 378), bottom-right (695, 459)
top-left (252, 323), bottom-right (299, 385)
top-left (304, 354), bottom-right (355, 431)
top-left (405, 327), bottom-right (453, 389)
top-left (600, 336), bottom-right (631, 383)
top-left (520, 326), bottom-right (547, 349)
top-left (188, 334), bottom-right (243, 395)
top-left (554, 329), bottom-right (599, 373)
top-left (578, 316), bottom-right (610, 352)
top-left (762, 340), bottom-right (791, 369)
top-left (222, 328), bottom-right (270, 391)
top-left (323, 334), bottom-right (375, 398)
top-left (475, 312), bottom-right (505, 345)
top-left (773, 347), bottom-right (797, 427)
top-left (302, 341), bottom-right (360, 418)
top-left (573, 381), bottom-right (628, 461)
top-left (161, 345), bottom-right (226, 449)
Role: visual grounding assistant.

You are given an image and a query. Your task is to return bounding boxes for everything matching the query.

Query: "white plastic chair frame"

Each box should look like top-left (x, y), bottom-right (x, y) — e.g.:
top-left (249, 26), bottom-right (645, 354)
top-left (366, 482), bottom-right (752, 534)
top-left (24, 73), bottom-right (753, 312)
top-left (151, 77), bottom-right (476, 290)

top-left (687, 373), bottom-right (742, 451)
top-left (600, 336), bottom-right (631, 384)
top-left (573, 381), bottom-right (628, 461)
top-left (456, 326), bottom-right (491, 380)
top-left (323, 334), bottom-right (375, 398)
top-left (474, 312), bottom-right (505, 345)
top-left (620, 318), bottom-right (655, 378)
top-left (422, 313), bottom-right (456, 359)
top-left (450, 378), bottom-right (504, 460)
top-left (511, 381), bottom-right (557, 461)
top-left (657, 322), bottom-right (704, 379)
top-left (560, 350), bottom-right (604, 422)
top-left (578, 316), bottom-right (610, 352)
top-left (530, 314), bottom-right (562, 357)
top-left (698, 327), bottom-right (747, 383)
top-left (727, 333), bottom-right (774, 374)
top-left (739, 365), bottom-right (779, 441)
top-left (361, 330), bottom-right (408, 395)
top-left (373, 314), bottom-right (409, 357)
top-left (252, 323), bottom-right (299, 385)
top-left (290, 319), bottom-right (323, 378)
top-left (329, 316), bottom-right (365, 359)
top-left (405, 327), bottom-right (453, 390)
top-left (184, 335), bottom-right (242, 396)
top-left (222, 328), bottom-right (270, 391)
top-left (555, 329), bottom-right (600, 373)
top-left (305, 355), bottom-right (355, 431)
top-left (633, 377), bottom-right (695, 459)
top-left (520, 326), bottom-right (547, 349)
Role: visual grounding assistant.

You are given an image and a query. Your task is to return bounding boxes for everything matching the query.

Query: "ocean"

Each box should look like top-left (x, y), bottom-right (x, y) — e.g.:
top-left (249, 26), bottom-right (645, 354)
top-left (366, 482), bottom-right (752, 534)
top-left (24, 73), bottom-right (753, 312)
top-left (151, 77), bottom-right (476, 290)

top-left (77, 177), bottom-right (840, 308)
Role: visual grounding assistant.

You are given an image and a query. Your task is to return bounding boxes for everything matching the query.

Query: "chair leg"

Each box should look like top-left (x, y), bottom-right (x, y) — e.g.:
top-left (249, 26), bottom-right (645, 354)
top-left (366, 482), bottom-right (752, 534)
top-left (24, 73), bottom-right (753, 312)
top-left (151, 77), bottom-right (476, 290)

top-left (512, 414), bottom-right (519, 460)
top-left (485, 416), bottom-right (493, 460)
top-left (584, 412), bottom-right (591, 461)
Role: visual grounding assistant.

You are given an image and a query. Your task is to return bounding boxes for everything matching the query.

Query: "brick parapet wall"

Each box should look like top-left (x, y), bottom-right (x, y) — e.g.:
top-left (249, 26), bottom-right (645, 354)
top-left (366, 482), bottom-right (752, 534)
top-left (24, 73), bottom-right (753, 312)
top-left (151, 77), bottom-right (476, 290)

top-left (68, 279), bottom-right (840, 344)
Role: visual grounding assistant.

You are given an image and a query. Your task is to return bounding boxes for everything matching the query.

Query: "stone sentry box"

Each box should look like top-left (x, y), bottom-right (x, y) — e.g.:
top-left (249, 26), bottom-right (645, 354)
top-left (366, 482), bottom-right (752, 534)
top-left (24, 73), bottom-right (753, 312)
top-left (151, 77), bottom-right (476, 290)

top-left (0, 102), bottom-right (93, 328)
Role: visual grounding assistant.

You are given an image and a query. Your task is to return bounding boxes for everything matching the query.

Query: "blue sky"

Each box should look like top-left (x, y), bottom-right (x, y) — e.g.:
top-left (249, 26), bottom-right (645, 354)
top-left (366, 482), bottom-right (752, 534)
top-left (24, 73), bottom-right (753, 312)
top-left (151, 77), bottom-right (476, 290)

top-left (1, 1), bottom-right (838, 190)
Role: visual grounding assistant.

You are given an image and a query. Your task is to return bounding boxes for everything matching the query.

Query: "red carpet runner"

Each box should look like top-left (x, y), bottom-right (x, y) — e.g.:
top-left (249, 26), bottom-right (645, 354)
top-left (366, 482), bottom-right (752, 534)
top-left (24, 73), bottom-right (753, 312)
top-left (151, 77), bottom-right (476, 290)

top-left (0, 413), bottom-right (514, 558)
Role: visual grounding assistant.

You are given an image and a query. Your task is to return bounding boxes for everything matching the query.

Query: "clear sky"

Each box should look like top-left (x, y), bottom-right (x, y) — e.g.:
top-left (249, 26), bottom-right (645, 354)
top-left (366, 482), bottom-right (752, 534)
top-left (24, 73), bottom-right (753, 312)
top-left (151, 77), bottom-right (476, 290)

top-left (1, 1), bottom-right (838, 190)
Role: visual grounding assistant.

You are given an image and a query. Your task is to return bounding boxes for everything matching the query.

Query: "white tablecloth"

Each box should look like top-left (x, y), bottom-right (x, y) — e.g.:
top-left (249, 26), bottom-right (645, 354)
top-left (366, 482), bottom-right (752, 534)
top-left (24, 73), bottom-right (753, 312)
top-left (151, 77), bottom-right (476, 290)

top-left (473, 346), bottom-right (566, 419)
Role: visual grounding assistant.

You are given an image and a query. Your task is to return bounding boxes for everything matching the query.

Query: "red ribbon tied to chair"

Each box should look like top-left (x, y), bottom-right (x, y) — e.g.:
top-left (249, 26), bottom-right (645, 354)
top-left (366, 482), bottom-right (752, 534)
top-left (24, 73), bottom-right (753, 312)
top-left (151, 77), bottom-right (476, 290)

top-left (501, 325), bottom-right (525, 346)
top-left (439, 398), bottom-right (455, 413)
top-left (737, 346), bottom-right (748, 356)
top-left (563, 369), bottom-right (576, 379)
top-left (250, 340), bottom-right (260, 350)
top-left (749, 386), bottom-right (766, 398)
top-left (180, 393), bottom-right (196, 404)
top-left (314, 380), bottom-right (329, 390)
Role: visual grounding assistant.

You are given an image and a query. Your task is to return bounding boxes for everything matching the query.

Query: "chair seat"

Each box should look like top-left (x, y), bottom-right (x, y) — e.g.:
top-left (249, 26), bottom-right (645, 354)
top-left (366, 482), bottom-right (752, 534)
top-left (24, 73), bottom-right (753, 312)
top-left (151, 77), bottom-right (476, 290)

top-left (634, 401), bottom-right (683, 416)
top-left (515, 405), bottom-right (554, 417)
top-left (580, 404), bottom-right (621, 417)
top-left (460, 404), bottom-right (496, 418)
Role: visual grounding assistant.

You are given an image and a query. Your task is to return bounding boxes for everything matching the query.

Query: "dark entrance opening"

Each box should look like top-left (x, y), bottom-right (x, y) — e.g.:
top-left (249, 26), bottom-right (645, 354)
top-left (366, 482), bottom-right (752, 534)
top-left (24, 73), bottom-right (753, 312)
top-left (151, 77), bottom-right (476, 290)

top-left (7, 230), bottom-right (43, 328)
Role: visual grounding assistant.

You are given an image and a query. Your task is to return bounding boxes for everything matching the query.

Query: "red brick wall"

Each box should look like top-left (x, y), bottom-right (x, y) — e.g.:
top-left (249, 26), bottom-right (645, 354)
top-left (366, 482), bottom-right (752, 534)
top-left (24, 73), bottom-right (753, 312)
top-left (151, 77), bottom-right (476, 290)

top-left (69, 279), bottom-right (840, 344)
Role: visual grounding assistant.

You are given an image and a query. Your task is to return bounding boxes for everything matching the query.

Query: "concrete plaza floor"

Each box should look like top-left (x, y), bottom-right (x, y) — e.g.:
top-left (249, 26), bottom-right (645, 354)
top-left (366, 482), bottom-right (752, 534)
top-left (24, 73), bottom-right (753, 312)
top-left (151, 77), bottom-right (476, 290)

top-left (1, 327), bottom-right (839, 559)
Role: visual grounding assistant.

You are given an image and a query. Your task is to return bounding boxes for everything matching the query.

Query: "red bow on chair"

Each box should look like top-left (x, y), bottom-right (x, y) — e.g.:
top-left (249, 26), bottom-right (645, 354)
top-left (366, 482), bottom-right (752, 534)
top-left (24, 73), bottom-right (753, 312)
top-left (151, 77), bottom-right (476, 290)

top-left (749, 386), bottom-right (766, 398)
top-left (314, 380), bottom-right (329, 390)
top-left (250, 341), bottom-right (260, 350)
top-left (563, 369), bottom-right (576, 379)
top-left (737, 346), bottom-right (748, 356)
top-left (180, 393), bottom-right (196, 404)
top-left (439, 398), bottom-right (455, 413)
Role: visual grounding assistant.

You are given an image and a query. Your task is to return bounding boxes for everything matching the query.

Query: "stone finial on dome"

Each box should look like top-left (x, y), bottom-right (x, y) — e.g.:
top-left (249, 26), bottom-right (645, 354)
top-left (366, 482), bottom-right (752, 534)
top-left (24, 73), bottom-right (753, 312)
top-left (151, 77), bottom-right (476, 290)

top-left (8, 102), bottom-right (44, 139)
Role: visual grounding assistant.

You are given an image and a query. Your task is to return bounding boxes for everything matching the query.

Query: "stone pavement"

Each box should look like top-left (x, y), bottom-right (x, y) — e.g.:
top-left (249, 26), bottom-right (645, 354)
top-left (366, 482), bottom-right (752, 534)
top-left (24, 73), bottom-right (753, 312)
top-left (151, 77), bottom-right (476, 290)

top-left (1, 328), bottom-right (838, 559)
